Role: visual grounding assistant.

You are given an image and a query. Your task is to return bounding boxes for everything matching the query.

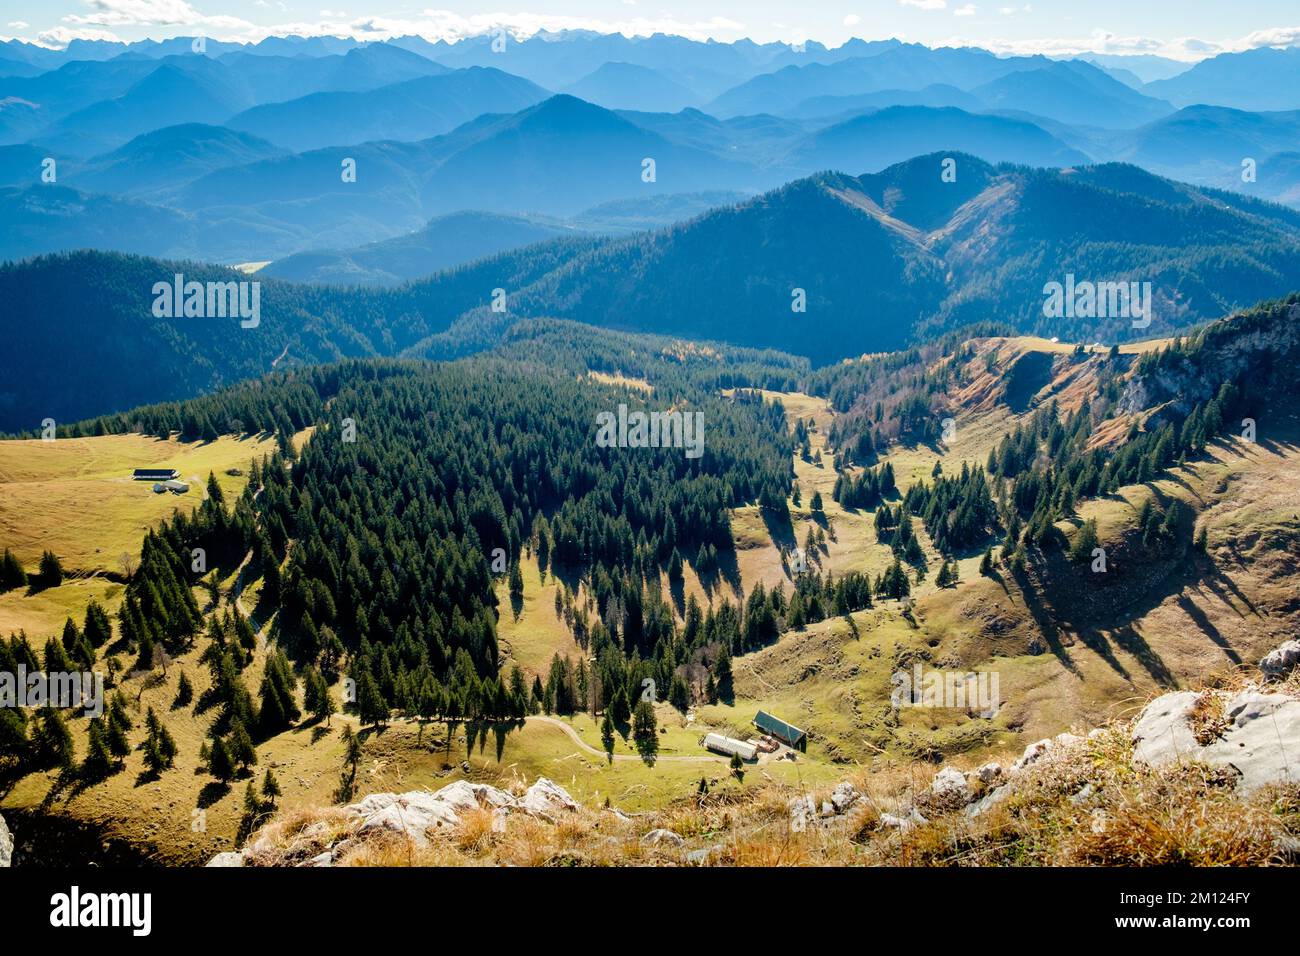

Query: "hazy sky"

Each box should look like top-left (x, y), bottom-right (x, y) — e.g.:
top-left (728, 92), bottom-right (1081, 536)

top-left (6, 0), bottom-right (1300, 61)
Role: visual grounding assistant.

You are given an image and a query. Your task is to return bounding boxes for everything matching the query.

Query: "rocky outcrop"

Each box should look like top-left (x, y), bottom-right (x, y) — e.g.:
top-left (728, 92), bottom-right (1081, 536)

top-left (641, 828), bottom-right (684, 848)
top-left (1132, 687), bottom-right (1300, 793)
top-left (0, 812), bottom-right (12, 868)
top-left (211, 777), bottom-right (580, 866)
top-left (1260, 640), bottom-right (1300, 680)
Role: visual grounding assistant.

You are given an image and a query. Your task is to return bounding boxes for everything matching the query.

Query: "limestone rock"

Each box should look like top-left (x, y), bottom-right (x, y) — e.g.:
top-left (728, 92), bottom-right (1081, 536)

top-left (1132, 688), bottom-right (1300, 793)
top-left (965, 783), bottom-right (1013, 818)
top-left (1011, 738), bottom-right (1053, 774)
top-left (641, 828), bottom-right (684, 847)
top-left (829, 782), bottom-right (861, 814)
top-left (1200, 691), bottom-right (1300, 792)
top-left (205, 851), bottom-right (246, 867)
top-left (967, 763), bottom-right (1004, 788)
top-left (1260, 640), bottom-right (1300, 680)
top-left (685, 845), bottom-right (722, 864)
top-left (520, 778), bottom-right (579, 819)
top-left (788, 794), bottom-right (817, 832)
top-left (931, 767), bottom-right (975, 803)
top-left (880, 808), bottom-right (927, 831)
top-left (1131, 691), bottom-right (1200, 767)
top-left (0, 814), bottom-right (12, 867)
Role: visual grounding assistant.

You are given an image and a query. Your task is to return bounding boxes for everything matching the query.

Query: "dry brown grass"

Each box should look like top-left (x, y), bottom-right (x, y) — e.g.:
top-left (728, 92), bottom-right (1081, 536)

top-left (454, 807), bottom-right (499, 856)
top-left (235, 681), bottom-right (1300, 868)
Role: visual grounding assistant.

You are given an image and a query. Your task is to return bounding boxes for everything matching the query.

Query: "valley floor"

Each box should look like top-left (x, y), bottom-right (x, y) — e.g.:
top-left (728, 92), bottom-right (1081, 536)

top-left (2, 337), bottom-right (1297, 864)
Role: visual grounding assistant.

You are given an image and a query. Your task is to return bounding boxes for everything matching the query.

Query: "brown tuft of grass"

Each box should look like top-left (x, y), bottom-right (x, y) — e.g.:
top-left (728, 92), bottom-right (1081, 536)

top-left (1188, 690), bottom-right (1230, 746)
top-left (454, 807), bottom-right (499, 855)
top-left (335, 832), bottom-right (466, 867)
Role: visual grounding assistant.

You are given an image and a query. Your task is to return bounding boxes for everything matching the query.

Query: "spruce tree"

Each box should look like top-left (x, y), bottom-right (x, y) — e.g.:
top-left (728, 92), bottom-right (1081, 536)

top-left (0, 548), bottom-right (27, 592)
top-left (81, 718), bottom-right (116, 781)
top-left (261, 768), bottom-right (281, 807)
top-left (174, 670), bottom-right (194, 708)
top-left (38, 550), bottom-right (64, 588)
top-left (32, 706), bottom-right (74, 770)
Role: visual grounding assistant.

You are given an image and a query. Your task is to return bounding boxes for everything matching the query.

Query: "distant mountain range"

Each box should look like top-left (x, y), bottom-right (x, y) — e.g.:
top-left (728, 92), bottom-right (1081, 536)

top-left (6, 154), bottom-right (1300, 431)
top-left (2, 32), bottom-right (1299, 272)
top-left (259, 192), bottom-right (747, 285)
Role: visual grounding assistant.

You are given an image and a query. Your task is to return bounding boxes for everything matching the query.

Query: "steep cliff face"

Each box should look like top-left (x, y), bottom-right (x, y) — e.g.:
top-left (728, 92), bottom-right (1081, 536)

top-left (1121, 297), bottom-right (1300, 419)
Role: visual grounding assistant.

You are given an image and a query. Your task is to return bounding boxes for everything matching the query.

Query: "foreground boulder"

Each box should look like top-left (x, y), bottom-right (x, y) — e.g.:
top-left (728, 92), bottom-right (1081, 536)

top-left (0, 812), bottom-right (11, 868)
top-left (350, 778), bottom-right (577, 845)
top-left (1132, 688), bottom-right (1300, 793)
top-left (215, 777), bottom-right (580, 865)
top-left (1260, 641), bottom-right (1300, 680)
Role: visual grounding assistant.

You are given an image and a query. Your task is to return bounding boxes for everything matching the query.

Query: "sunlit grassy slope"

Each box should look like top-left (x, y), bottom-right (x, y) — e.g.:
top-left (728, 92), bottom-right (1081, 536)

top-left (3, 335), bottom-right (1296, 864)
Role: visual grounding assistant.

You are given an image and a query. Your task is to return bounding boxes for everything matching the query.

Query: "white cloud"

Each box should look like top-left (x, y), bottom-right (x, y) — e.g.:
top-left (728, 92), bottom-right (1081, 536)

top-left (900, 0), bottom-right (947, 9)
top-left (8, 20), bottom-right (30, 29)
top-left (844, 14), bottom-right (862, 26)
top-left (302, 11), bottom-right (749, 44)
top-left (953, 5), bottom-right (976, 16)
top-left (36, 25), bottom-right (123, 47)
top-left (36, 3), bottom-right (750, 47)
top-left (944, 24), bottom-right (1300, 61)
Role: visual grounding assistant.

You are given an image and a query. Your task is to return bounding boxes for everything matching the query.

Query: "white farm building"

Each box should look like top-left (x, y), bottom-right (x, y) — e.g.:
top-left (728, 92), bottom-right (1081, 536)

top-left (703, 733), bottom-right (757, 761)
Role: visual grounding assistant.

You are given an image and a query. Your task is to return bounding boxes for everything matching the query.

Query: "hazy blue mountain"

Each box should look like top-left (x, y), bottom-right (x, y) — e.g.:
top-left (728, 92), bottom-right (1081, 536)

top-left (0, 239), bottom-right (598, 429)
top-left (1146, 46), bottom-right (1300, 111)
top-left (72, 124), bottom-right (288, 196)
top-left (259, 211), bottom-right (577, 285)
top-left (970, 60), bottom-right (1173, 128)
top-left (706, 46), bottom-right (1030, 117)
top-left (615, 107), bottom-right (809, 167)
top-left (239, 34), bottom-right (362, 58)
top-left (0, 97), bottom-right (47, 148)
top-left (569, 190), bottom-right (751, 231)
top-left (8, 154), bottom-right (1300, 429)
top-left (208, 45), bottom-right (450, 104)
top-left (782, 84), bottom-right (984, 119)
top-left (0, 45), bottom-right (451, 152)
top-left (177, 138), bottom-right (437, 248)
top-left (417, 95), bottom-right (764, 216)
top-left (1118, 105), bottom-right (1300, 179)
top-left (225, 68), bottom-right (548, 151)
top-left (33, 60), bottom-right (256, 156)
top-left (0, 185), bottom-right (193, 261)
top-left (406, 30), bottom-right (854, 91)
top-left (0, 57), bottom-right (43, 78)
top-left (0, 39), bottom-right (70, 71)
top-left (1231, 151), bottom-right (1300, 206)
top-left (411, 155), bottom-right (1300, 362)
top-left (787, 106), bottom-right (1090, 174)
top-left (0, 58), bottom-right (164, 143)
top-left (1083, 63), bottom-right (1147, 91)
top-left (259, 189), bottom-right (753, 285)
top-left (1073, 53), bottom-right (1191, 84)
top-left (0, 143), bottom-right (61, 187)
top-left (562, 62), bottom-right (699, 112)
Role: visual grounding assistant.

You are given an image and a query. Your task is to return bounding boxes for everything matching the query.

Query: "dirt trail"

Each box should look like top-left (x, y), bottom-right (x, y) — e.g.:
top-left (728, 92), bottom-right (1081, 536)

top-left (526, 715), bottom-right (729, 764)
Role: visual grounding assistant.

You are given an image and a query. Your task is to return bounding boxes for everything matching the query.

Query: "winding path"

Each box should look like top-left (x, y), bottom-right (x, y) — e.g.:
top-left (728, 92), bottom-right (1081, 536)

top-left (526, 715), bottom-right (730, 764)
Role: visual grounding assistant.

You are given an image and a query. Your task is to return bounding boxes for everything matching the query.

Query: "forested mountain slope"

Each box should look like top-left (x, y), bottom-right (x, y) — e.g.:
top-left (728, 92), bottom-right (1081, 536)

top-left (6, 157), bottom-right (1300, 432)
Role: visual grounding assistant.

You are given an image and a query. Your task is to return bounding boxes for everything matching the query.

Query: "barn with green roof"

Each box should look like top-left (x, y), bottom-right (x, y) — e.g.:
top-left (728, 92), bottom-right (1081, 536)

top-left (753, 710), bottom-right (807, 750)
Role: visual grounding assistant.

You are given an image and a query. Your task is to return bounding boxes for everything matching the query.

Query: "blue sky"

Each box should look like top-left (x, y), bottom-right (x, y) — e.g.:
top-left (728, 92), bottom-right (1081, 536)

top-left (5, 0), bottom-right (1300, 60)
